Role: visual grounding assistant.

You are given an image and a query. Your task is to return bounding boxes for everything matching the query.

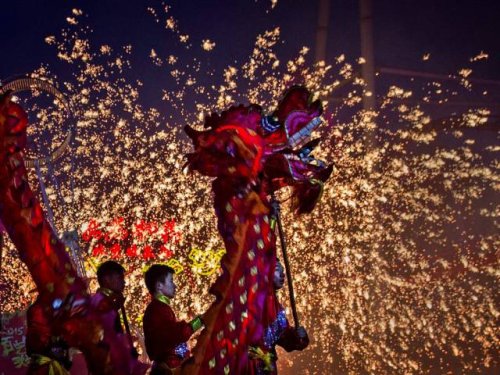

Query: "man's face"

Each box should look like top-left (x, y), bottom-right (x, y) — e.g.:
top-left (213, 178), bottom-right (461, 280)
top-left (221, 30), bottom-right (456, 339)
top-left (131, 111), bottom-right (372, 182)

top-left (103, 272), bottom-right (126, 294)
top-left (156, 273), bottom-right (176, 298)
top-left (273, 262), bottom-right (285, 290)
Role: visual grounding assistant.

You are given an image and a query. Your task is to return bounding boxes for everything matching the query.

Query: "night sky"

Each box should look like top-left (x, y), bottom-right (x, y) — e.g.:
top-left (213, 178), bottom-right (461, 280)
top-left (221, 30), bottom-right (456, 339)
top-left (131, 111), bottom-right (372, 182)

top-left (0, 1), bottom-right (498, 374)
top-left (1, 0), bottom-right (499, 107)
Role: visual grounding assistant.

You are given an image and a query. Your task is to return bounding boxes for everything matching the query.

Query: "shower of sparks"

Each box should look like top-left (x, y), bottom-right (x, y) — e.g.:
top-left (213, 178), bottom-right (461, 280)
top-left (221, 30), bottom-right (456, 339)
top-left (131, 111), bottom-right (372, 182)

top-left (470, 51), bottom-right (488, 62)
top-left (0, 4), bottom-right (498, 375)
top-left (201, 39), bottom-right (216, 51)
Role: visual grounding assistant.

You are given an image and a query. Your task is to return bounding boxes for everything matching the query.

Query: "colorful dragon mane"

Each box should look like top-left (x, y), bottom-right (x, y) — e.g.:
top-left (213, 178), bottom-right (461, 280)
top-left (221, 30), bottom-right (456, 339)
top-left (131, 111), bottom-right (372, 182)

top-left (182, 86), bottom-right (332, 374)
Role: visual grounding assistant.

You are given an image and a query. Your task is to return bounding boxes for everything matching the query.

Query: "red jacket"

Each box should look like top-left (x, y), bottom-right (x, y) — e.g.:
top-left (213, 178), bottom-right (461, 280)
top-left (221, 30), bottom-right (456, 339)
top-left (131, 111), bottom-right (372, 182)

top-left (142, 297), bottom-right (194, 368)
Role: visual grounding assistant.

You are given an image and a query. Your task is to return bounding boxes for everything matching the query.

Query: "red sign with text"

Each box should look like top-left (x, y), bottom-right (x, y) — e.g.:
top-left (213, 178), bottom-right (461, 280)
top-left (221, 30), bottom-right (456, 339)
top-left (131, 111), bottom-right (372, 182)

top-left (82, 217), bottom-right (182, 260)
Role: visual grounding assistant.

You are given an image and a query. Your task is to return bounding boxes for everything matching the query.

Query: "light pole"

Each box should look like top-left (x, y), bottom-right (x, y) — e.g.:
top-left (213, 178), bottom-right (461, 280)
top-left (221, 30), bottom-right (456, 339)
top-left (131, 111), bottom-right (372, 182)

top-left (360, 0), bottom-right (376, 111)
top-left (315, 0), bottom-right (331, 63)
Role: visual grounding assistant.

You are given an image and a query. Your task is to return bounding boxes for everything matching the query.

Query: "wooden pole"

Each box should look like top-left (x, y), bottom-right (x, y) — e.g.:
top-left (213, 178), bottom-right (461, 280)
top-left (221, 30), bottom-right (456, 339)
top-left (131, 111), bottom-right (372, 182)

top-left (121, 305), bottom-right (131, 336)
top-left (271, 196), bottom-right (300, 327)
top-left (0, 231), bottom-right (4, 331)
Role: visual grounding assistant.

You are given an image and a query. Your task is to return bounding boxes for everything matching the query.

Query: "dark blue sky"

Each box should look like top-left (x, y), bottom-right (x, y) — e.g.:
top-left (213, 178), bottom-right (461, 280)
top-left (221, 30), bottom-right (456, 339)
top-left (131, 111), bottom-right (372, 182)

top-left (1, 0), bottom-right (498, 109)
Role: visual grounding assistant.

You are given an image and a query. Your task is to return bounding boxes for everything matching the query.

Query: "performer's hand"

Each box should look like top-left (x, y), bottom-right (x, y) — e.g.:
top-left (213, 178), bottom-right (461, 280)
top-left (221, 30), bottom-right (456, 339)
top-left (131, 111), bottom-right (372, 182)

top-left (295, 326), bottom-right (309, 350)
top-left (200, 311), bottom-right (210, 325)
top-left (296, 326), bottom-right (308, 339)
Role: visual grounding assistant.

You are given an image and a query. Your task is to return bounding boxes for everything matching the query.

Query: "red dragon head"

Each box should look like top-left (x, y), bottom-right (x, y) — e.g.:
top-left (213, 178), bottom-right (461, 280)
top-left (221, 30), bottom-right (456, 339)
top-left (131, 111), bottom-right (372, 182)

top-left (185, 85), bottom-right (333, 214)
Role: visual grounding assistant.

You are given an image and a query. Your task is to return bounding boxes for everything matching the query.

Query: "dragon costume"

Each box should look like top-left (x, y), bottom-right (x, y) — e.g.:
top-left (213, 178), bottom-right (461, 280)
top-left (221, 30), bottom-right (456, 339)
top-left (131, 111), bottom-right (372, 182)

top-left (182, 86), bottom-right (332, 374)
top-left (0, 92), bottom-right (138, 375)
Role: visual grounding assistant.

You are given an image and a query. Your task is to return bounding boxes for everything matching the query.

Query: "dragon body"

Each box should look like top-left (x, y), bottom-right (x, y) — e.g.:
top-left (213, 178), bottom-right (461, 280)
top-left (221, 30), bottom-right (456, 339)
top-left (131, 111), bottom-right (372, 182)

top-left (0, 93), bottom-right (137, 375)
top-left (183, 86), bottom-right (332, 374)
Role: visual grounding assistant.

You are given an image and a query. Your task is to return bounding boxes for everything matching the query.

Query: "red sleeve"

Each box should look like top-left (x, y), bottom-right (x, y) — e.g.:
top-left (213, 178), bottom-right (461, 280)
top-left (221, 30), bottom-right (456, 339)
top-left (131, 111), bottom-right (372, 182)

top-left (143, 300), bottom-right (193, 362)
top-left (276, 326), bottom-right (309, 353)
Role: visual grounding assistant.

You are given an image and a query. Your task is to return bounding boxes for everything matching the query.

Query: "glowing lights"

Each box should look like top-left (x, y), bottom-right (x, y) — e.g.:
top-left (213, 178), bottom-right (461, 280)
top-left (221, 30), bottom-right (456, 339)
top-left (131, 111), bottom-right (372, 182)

top-left (189, 248), bottom-right (225, 276)
top-left (201, 39), bottom-right (216, 52)
top-left (0, 3), bottom-right (497, 374)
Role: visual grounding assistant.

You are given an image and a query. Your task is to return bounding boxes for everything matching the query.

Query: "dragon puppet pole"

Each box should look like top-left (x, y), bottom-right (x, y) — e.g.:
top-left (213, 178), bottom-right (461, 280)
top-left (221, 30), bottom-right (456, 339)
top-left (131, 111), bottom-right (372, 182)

top-left (271, 194), bottom-right (300, 328)
top-left (121, 306), bottom-right (131, 336)
top-left (121, 305), bottom-right (138, 355)
top-left (0, 230), bottom-right (3, 330)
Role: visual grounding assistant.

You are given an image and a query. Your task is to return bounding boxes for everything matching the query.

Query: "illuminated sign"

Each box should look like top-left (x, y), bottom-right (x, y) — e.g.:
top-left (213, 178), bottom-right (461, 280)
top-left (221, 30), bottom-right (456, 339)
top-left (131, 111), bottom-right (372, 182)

top-left (81, 217), bottom-right (182, 260)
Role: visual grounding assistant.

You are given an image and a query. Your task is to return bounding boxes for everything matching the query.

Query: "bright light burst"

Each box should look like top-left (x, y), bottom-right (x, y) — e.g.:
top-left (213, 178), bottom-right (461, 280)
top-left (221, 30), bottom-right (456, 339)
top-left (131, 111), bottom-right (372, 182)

top-left (0, 3), bottom-right (498, 374)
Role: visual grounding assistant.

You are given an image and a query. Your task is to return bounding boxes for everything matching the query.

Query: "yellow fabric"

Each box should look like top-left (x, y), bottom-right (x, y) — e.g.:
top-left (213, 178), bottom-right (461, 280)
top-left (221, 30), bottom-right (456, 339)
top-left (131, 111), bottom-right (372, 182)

top-left (154, 292), bottom-right (171, 305)
top-left (249, 346), bottom-right (274, 371)
top-left (32, 354), bottom-right (69, 375)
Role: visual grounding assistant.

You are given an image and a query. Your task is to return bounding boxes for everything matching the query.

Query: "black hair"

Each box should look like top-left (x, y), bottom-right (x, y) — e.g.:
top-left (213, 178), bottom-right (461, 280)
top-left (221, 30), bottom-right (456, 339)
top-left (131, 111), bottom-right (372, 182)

top-left (144, 264), bottom-right (175, 294)
top-left (96, 260), bottom-right (125, 285)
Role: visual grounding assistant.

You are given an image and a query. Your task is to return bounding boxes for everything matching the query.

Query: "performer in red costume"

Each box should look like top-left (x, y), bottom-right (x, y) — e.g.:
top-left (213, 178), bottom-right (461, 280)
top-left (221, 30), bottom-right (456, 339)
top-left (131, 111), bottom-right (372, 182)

top-left (26, 296), bottom-right (72, 375)
top-left (248, 260), bottom-right (309, 374)
top-left (91, 261), bottom-right (128, 336)
top-left (0, 91), bottom-right (136, 374)
top-left (90, 261), bottom-right (146, 374)
top-left (182, 86), bottom-right (332, 374)
top-left (143, 264), bottom-right (203, 375)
